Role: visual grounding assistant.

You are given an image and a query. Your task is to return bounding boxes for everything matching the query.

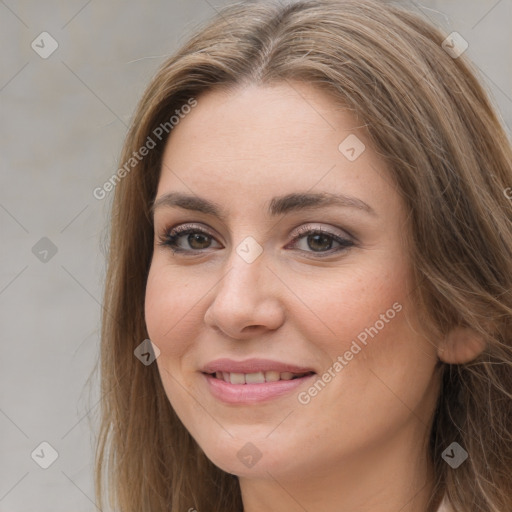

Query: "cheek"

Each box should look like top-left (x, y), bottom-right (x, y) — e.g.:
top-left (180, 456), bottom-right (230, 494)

top-left (289, 256), bottom-right (436, 402)
top-left (302, 272), bottom-right (437, 430)
top-left (289, 260), bottom-right (408, 354)
top-left (144, 260), bottom-right (201, 361)
top-left (144, 262), bottom-right (204, 422)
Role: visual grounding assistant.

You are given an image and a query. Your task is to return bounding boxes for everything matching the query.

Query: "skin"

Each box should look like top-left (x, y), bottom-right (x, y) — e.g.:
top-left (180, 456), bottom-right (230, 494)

top-left (145, 81), bottom-right (451, 511)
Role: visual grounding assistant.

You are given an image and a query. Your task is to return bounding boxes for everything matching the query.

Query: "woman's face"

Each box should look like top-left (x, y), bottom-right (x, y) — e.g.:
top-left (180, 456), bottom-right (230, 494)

top-left (145, 82), bottom-right (440, 486)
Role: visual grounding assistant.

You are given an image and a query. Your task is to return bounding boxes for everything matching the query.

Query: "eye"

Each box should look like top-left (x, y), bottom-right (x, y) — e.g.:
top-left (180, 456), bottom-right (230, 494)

top-left (286, 224), bottom-right (354, 257)
top-left (157, 223), bottom-right (355, 257)
top-left (157, 223), bottom-right (220, 253)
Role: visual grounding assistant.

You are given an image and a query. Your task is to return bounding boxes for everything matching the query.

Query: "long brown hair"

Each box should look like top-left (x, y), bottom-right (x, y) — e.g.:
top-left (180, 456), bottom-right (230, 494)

top-left (94, 1), bottom-right (512, 510)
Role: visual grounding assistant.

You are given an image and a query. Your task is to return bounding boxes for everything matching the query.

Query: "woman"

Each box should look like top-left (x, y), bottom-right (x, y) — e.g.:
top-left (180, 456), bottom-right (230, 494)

top-left (94, 1), bottom-right (512, 511)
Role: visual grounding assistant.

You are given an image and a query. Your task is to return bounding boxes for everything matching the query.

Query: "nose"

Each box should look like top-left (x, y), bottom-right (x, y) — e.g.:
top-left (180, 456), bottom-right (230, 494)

top-left (203, 247), bottom-right (286, 339)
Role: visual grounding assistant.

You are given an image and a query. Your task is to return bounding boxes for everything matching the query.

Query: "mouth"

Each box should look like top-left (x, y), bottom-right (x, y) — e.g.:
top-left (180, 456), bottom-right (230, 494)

top-left (201, 361), bottom-right (317, 404)
top-left (205, 370), bottom-right (315, 384)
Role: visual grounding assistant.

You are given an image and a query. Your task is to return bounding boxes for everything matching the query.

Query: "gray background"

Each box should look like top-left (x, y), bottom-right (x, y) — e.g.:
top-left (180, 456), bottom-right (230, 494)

top-left (1, 1), bottom-right (510, 511)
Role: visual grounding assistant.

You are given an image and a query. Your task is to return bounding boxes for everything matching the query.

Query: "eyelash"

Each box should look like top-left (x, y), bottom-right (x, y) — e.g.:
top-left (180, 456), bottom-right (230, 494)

top-left (157, 223), bottom-right (355, 258)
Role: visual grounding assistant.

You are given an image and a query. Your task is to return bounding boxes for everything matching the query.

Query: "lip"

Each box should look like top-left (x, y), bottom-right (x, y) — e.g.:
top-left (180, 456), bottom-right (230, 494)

top-left (203, 372), bottom-right (316, 404)
top-left (201, 358), bottom-right (315, 374)
top-left (200, 358), bottom-right (317, 404)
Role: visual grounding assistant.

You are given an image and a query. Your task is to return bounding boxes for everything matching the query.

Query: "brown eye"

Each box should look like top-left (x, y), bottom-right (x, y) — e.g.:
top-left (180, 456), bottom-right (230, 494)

top-left (288, 226), bottom-right (354, 257)
top-left (187, 232), bottom-right (212, 250)
top-left (305, 233), bottom-right (335, 252)
top-left (158, 223), bottom-right (354, 258)
top-left (158, 225), bottom-right (221, 254)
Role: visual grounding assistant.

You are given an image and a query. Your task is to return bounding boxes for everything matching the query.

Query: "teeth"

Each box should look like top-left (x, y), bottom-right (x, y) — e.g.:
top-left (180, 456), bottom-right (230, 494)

top-left (230, 372), bottom-right (246, 385)
top-left (213, 371), bottom-right (310, 384)
top-left (265, 370), bottom-right (280, 382)
top-left (245, 372), bottom-right (265, 384)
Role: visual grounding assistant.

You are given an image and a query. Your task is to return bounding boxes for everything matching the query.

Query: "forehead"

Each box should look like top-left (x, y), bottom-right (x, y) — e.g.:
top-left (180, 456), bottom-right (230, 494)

top-left (161, 82), bottom-right (364, 170)
top-left (156, 82), bottom-right (402, 223)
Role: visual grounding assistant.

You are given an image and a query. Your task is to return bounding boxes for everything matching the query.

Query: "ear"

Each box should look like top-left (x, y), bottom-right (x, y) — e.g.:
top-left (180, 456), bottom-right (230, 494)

top-left (437, 326), bottom-right (487, 364)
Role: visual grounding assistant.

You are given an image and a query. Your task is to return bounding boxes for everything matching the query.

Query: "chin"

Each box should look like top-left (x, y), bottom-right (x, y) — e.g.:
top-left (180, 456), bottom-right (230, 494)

top-left (196, 433), bottom-right (304, 480)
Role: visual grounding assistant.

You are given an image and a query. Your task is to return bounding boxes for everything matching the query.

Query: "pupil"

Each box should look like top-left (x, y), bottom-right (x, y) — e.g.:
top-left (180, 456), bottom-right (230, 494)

top-left (189, 233), bottom-right (210, 249)
top-left (308, 234), bottom-right (332, 251)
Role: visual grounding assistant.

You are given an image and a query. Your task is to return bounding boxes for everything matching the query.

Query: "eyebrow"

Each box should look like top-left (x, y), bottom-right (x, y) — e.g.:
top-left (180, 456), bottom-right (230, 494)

top-left (151, 191), bottom-right (376, 220)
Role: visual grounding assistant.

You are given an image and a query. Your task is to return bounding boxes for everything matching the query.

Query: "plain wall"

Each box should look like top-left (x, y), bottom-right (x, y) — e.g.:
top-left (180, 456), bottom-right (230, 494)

top-left (1, 1), bottom-right (510, 510)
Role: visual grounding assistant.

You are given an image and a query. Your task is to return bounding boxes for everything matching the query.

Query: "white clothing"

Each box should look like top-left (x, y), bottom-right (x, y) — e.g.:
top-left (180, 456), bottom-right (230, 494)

top-left (436, 496), bottom-right (453, 512)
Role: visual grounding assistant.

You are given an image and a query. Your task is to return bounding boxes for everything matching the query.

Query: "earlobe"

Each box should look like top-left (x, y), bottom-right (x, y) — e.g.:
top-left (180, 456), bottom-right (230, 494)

top-left (437, 326), bottom-right (487, 364)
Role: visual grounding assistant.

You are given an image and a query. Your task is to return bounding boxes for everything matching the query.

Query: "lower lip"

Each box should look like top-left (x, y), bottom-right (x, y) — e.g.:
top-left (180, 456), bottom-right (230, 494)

top-left (203, 373), bottom-right (316, 404)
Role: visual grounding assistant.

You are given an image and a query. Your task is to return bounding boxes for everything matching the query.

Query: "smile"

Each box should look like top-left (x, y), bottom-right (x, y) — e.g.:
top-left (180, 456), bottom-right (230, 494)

top-left (208, 370), bottom-right (314, 384)
top-left (200, 358), bottom-right (317, 404)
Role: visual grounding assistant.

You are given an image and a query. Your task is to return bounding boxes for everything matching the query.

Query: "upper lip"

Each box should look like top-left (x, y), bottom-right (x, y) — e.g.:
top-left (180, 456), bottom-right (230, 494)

top-left (201, 358), bottom-right (316, 374)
